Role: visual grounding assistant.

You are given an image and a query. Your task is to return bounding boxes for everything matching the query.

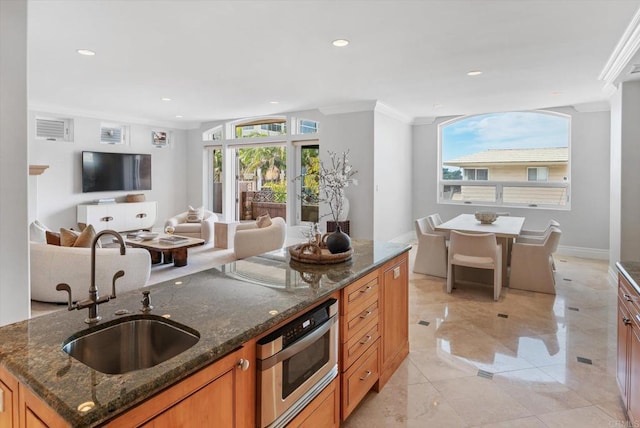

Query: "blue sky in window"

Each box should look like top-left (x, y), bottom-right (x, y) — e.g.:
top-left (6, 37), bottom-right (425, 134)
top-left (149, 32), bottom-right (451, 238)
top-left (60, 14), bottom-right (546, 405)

top-left (442, 112), bottom-right (569, 162)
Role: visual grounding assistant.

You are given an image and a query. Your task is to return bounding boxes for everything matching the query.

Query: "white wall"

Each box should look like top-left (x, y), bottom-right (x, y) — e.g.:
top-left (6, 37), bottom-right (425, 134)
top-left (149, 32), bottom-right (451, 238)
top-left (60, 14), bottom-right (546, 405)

top-left (28, 111), bottom-right (189, 231)
top-left (322, 111), bottom-right (375, 239)
top-left (374, 110), bottom-right (413, 241)
top-left (413, 107), bottom-right (611, 255)
top-left (610, 89), bottom-right (622, 271)
top-left (0, 0), bottom-right (29, 325)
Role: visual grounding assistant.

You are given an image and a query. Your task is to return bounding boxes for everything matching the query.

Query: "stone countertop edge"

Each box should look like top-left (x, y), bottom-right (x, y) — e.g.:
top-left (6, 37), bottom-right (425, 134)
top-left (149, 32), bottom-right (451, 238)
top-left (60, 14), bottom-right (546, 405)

top-left (0, 239), bottom-right (410, 427)
top-left (616, 261), bottom-right (640, 294)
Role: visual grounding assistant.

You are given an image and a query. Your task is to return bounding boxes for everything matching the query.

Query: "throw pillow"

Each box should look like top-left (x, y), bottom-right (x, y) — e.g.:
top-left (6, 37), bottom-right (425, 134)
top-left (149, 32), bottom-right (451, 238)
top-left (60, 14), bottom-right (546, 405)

top-left (186, 205), bottom-right (204, 223)
top-left (60, 228), bottom-right (81, 247)
top-left (256, 213), bottom-right (272, 228)
top-left (45, 231), bottom-right (61, 246)
top-left (60, 225), bottom-right (97, 248)
top-left (29, 219), bottom-right (49, 243)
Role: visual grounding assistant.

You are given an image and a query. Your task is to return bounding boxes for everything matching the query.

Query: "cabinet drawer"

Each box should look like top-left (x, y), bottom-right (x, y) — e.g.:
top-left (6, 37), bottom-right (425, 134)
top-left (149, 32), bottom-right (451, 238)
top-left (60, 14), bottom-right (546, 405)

top-left (343, 272), bottom-right (379, 316)
top-left (342, 318), bottom-right (379, 370)
top-left (342, 339), bottom-right (379, 420)
top-left (344, 299), bottom-right (379, 342)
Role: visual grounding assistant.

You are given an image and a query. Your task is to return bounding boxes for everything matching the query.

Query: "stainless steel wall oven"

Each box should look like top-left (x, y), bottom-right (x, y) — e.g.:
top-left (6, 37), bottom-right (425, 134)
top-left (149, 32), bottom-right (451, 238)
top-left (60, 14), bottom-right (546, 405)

top-left (257, 298), bottom-right (338, 428)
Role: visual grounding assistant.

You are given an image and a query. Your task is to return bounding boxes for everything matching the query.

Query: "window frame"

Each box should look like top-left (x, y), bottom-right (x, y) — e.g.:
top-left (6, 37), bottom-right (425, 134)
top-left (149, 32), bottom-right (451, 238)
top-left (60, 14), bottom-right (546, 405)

top-left (437, 110), bottom-right (571, 210)
top-left (527, 167), bottom-right (549, 182)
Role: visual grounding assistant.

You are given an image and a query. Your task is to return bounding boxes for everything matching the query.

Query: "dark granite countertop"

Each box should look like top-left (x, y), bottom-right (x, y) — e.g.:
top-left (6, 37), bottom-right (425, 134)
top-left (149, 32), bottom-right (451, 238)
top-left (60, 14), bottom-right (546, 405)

top-left (0, 240), bottom-right (410, 427)
top-left (616, 261), bottom-right (640, 294)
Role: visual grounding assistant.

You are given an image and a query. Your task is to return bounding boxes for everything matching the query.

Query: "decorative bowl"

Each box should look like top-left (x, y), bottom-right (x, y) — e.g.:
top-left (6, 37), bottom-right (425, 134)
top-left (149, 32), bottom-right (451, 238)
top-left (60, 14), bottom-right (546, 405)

top-left (475, 211), bottom-right (497, 224)
top-left (138, 232), bottom-right (158, 241)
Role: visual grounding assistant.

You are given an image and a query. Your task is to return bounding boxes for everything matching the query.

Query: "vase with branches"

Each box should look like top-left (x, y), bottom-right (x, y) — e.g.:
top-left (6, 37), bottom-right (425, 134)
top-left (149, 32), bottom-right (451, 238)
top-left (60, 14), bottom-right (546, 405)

top-left (318, 150), bottom-right (358, 225)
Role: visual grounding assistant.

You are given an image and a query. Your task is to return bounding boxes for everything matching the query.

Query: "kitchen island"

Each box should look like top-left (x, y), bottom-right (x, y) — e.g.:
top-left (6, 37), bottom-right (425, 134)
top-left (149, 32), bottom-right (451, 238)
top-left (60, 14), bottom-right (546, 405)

top-left (0, 239), bottom-right (410, 427)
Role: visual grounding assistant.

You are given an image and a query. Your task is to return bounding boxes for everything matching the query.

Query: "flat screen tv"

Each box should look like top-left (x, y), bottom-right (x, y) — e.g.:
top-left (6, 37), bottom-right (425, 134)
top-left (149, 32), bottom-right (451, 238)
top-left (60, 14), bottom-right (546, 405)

top-left (82, 151), bottom-right (152, 193)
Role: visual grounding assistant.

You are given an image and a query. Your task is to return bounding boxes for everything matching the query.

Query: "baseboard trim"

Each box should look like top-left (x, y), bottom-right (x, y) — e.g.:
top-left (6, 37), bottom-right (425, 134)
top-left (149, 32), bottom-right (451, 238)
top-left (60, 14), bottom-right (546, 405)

top-left (556, 245), bottom-right (608, 260)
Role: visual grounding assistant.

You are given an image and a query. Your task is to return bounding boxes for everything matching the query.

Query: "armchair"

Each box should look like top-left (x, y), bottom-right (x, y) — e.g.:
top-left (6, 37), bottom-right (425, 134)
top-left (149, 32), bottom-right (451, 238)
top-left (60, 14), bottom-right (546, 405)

top-left (165, 209), bottom-right (218, 244)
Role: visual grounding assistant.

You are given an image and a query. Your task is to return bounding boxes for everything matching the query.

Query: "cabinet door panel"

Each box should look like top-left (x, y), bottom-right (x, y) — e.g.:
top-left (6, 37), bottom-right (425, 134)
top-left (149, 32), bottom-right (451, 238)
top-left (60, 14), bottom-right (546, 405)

top-left (618, 299), bottom-right (630, 404)
top-left (0, 378), bottom-right (16, 428)
top-left (143, 371), bottom-right (234, 428)
top-left (629, 326), bottom-right (640, 424)
top-left (382, 258), bottom-right (408, 366)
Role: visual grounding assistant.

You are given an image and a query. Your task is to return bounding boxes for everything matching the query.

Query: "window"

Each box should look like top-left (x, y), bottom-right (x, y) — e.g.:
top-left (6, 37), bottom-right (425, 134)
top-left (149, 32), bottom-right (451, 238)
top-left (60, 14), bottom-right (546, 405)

top-left (235, 117), bottom-right (287, 138)
top-left (527, 167), bottom-right (548, 182)
top-left (299, 144), bottom-right (319, 222)
top-left (439, 111), bottom-right (570, 208)
top-left (463, 168), bottom-right (488, 181)
top-left (299, 119), bottom-right (319, 134)
top-left (203, 125), bottom-right (223, 141)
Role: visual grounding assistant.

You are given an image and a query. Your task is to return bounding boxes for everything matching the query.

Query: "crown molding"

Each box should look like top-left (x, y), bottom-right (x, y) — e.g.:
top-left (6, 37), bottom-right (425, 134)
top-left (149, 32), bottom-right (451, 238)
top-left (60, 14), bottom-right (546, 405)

top-left (373, 101), bottom-right (412, 124)
top-left (319, 101), bottom-right (377, 115)
top-left (599, 7), bottom-right (640, 87)
top-left (28, 103), bottom-right (201, 130)
top-left (572, 100), bottom-right (611, 113)
top-left (411, 117), bottom-right (437, 125)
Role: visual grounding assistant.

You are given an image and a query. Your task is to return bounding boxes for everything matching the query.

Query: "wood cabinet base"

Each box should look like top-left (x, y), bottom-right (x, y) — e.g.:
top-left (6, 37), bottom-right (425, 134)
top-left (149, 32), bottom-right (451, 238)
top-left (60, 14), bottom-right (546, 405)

top-left (287, 377), bottom-right (339, 428)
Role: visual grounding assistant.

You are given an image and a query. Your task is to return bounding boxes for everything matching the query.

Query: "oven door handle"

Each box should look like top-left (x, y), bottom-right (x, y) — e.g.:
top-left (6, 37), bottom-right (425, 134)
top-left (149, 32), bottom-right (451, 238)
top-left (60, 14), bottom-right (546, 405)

top-left (258, 315), bottom-right (337, 371)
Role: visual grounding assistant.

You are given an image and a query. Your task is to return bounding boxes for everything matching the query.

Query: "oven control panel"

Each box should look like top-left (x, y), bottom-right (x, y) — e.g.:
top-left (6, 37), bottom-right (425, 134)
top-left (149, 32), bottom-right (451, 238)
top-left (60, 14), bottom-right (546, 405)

top-left (259, 298), bottom-right (338, 348)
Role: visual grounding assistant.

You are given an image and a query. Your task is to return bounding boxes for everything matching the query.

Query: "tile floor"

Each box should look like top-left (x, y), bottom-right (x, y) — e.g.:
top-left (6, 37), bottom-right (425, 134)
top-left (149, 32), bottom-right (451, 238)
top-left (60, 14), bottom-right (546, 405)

top-left (343, 247), bottom-right (627, 427)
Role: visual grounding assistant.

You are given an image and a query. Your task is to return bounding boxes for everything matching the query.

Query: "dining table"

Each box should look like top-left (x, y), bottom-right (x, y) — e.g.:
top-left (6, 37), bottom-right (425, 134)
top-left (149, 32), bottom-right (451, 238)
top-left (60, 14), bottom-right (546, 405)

top-left (434, 213), bottom-right (525, 286)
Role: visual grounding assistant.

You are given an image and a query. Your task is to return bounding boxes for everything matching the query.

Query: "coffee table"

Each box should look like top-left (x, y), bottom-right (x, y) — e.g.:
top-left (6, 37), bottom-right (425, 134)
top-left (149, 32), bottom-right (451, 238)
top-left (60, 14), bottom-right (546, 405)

top-left (124, 234), bottom-right (205, 267)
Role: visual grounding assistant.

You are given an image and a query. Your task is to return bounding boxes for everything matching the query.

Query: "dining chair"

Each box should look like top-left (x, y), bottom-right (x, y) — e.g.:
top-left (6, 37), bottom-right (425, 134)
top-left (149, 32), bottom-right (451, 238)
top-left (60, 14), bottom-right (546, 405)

top-left (509, 227), bottom-right (562, 294)
top-left (518, 220), bottom-right (560, 240)
top-left (446, 231), bottom-right (502, 301)
top-left (426, 213), bottom-right (450, 240)
top-left (413, 217), bottom-right (447, 278)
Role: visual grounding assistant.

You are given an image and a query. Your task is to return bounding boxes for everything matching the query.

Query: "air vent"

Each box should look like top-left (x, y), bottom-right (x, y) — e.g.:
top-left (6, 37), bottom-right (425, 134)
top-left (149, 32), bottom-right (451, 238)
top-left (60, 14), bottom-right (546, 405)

top-left (100, 124), bottom-right (128, 145)
top-left (35, 117), bottom-right (73, 141)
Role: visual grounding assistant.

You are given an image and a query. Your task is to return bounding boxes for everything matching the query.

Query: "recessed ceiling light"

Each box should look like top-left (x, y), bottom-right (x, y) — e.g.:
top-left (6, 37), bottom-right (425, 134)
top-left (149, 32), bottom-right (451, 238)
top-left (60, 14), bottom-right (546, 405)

top-left (433, 104), bottom-right (444, 109)
top-left (175, 115), bottom-right (183, 118)
top-left (161, 97), bottom-right (172, 102)
top-left (551, 91), bottom-right (562, 96)
top-left (467, 70), bottom-right (482, 76)
top-left (76, 49), bottom-right (96, 56)
top-left (332, 39), bottom-right (350, 47)
top-left (269, 101), bottom-right (279, 104)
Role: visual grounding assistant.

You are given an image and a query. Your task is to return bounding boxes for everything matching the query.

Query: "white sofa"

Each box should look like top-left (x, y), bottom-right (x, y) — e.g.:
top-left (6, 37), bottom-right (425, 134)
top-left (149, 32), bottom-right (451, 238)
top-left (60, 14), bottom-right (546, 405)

top-left (233, 217), bottom-right (286, 259)
top-left (30, 242), bottom-right (152, 303)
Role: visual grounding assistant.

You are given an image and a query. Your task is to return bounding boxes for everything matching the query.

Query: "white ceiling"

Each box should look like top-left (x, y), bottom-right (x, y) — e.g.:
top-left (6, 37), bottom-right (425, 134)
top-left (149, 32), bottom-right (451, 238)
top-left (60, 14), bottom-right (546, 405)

top-left (27, 0), bottom-right (640, 129)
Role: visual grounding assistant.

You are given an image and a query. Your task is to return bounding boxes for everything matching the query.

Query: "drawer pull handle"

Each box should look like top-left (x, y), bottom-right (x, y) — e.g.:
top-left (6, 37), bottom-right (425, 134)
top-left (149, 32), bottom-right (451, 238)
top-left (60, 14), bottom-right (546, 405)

top-left (359, 310), bottom-right (372, 319)
top-left (636, 314), bottom-right (640, 324)
top-left (360, 285), bottom-right (373, 293)
top-left (360, 370), bottom-right (372, 381)
top-left (359, 335), bottom-right (372, 345)
top-left (624, 294), bottom-right (633, 302)
top-left (136, 213), bottom-right (147, 218)
top-left (101, 216), bottom-right (113, 222)
top-left (624, 316), bottom-right (632, 326)
top-left (237, 358), bottom-right (250, 371)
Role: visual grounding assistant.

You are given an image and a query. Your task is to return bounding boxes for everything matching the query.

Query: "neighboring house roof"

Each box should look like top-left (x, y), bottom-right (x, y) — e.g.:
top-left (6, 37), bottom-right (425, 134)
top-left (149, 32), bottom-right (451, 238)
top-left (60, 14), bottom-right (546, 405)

top-left (443, 147), bottom-right (568, 167)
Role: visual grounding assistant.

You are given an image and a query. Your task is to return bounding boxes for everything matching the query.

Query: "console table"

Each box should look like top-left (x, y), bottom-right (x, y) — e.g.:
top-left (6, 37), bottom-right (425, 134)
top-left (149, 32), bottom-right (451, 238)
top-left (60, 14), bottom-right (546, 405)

top-left (77, 201), bottom-right (157, 232)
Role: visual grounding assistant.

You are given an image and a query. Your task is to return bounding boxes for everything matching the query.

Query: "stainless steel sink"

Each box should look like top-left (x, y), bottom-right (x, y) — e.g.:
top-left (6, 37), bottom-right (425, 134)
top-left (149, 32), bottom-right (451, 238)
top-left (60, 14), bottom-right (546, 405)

top-left (62, 315), bottom-right (200, 375)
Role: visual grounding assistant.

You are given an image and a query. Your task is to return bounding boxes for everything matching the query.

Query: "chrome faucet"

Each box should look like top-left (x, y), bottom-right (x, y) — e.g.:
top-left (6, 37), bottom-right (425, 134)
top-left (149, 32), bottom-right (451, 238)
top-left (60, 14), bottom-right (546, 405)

top-left (56, 230), bottom-right (126, 324)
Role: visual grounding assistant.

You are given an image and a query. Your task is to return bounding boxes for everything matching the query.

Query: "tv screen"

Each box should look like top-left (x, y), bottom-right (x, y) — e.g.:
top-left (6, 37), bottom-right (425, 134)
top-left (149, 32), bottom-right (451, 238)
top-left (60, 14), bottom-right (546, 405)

top-left (82, 151), bottom-right (152, 193)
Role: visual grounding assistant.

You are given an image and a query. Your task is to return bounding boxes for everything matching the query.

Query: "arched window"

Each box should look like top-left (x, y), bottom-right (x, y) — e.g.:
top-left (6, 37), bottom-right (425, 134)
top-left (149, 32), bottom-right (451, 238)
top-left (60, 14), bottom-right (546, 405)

top-left (439, 111), bottom-right (570, 208)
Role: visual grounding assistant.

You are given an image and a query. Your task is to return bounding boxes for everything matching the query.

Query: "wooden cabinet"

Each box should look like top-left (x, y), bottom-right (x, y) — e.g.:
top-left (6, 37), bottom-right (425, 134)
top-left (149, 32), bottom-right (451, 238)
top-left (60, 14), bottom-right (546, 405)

top-left (0, 365), bottom-right (18, 428)
top-left (378, 253), bottom-right (409, 389)
top-left (617, 272), bottom-right (640, 425)
top-left (286, 377), bottom-right (339, 428)
top-left (105, 344), bottom-right (255, 427)
top-left (77, 201), bottom-right (157, 232)
top-left (340, 270), bottom-right (380, 420)
top-left (0, 365), bottom-right (67, 428)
